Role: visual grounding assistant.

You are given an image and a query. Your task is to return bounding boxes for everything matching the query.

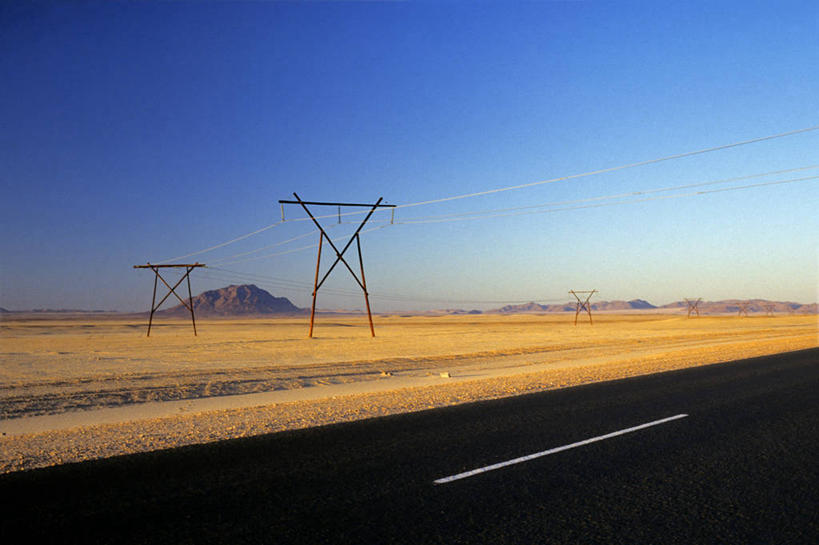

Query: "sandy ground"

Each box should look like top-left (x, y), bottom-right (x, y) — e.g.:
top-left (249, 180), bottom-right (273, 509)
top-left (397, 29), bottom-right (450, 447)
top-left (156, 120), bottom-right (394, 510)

top-left (1, 313), bottom-right (816, 473)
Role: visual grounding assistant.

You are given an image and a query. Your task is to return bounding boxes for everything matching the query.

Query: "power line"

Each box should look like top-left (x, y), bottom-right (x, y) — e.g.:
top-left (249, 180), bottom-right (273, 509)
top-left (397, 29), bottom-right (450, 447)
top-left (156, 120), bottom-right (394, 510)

top-left (398, 164), bottom-right (819, 223)
top-left (284, 124), bottom-right (819, 220)
top-left (189, 172), bottom-right (817, 307)
top-left (194, 269), bottom-right (365, 298)
top-left (392, 124), bottom-right (819, 209)
top-left (369, 294), bottom-right (568, 305)
top-left (155, 124), bottom-right (819, 260)
top-left (194, 170), bottom-right (819, 267)
top-left (215, 224), bottom-right (390, 266)
top-left (177, 168), bottom-right (819, 271)
top-left (157, 222), bottom-right (282, 264)
top-left (197, 268), bottom-right (567, 306)
top-left (201, 265), bottom-right (569, 305)
top-left (202, 268), bottom-right (313, 290)
top-left (174, 163), bottom-right (819, 267)
top-left (209, 229), bottom-right (318, 265)
top-left (204, 267), bottom-right (349, 294)
top-left (395, 174), bottom-right (819, 225)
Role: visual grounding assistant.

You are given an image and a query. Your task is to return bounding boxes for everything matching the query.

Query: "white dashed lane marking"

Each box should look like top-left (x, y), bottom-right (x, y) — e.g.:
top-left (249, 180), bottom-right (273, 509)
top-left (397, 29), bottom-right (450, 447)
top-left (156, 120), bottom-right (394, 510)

top-left (434, 413), bottom-right (689, 484)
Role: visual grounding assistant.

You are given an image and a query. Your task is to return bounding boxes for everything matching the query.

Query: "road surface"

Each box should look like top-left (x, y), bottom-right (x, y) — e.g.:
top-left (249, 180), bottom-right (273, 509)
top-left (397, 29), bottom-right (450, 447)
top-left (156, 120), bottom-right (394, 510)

top-left (1, 347), bottom-right (817, 543)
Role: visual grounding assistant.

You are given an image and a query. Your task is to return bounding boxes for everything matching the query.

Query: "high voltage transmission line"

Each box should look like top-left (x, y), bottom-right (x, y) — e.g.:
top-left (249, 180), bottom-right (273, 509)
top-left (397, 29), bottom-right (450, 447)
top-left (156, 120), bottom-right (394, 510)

top-left (159, 222), bottom-right (282, 264)
top-left (157, 170), bottom-right (819, 311)
top-left (195, 269), bottom-right (363, 299)
top-left (174, 166), bottom-right (818, 309)
top-left (394, 174), bottom-right (819, 225)
top-left (208, 229), bottom-right (318, 265)
top-left (216, 225), bottom-right (390, 266)
top-left (392, 165), bottom-right (819, 223)
top-left (202, 168), bottom-right (818, 266)
top-left (391, 124), bottom-right (819, 209)
top-left (156, 124), bottom-right (819, 264)
top-left (196, 266), bottom-right (568, 306)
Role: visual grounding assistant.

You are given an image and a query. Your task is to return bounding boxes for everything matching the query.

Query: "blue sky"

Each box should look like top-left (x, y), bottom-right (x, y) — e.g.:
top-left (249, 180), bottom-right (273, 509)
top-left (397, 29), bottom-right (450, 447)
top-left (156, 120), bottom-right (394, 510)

top-left (1, 1), bottom-right (817, 311)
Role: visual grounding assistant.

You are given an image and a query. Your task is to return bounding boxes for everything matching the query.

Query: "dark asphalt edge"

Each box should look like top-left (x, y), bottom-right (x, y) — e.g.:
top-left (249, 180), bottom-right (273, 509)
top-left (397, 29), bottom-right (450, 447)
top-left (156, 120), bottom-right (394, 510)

top-left (1, 346), bottom-right (816, 481)
top-left (0, 347), bottom-right (816, 545)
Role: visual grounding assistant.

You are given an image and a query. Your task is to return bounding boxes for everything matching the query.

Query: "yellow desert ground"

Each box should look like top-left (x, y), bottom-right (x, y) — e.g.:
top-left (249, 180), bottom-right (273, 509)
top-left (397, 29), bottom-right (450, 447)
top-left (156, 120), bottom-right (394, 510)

top-left (1, 313), bottom-right (816, 473)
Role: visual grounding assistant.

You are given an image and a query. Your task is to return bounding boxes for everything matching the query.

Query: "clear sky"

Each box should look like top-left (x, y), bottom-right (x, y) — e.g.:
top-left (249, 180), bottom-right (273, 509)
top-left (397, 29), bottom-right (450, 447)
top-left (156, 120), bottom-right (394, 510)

top-left (1, 0), bottom-right (818, 312)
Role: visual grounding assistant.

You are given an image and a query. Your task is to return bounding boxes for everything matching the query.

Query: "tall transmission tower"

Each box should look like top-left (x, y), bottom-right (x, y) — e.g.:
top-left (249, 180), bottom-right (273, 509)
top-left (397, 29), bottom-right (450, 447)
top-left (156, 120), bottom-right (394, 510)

top-left (737, 301), bottom-right (751, 317)
top-left (279, 193), bottom-right (395, 338)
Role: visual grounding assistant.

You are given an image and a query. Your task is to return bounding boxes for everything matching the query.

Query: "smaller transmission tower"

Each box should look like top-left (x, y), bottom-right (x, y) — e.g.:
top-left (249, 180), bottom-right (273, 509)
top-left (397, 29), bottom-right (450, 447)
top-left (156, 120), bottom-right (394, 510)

top-left (133, 263), bottom-right (206, 336)
top-left (737, 301), bottom-right (751, 317)
top-left (569, 289), bottom-right (598, 325)
top-left (684, 297), bottom-right (702, 318)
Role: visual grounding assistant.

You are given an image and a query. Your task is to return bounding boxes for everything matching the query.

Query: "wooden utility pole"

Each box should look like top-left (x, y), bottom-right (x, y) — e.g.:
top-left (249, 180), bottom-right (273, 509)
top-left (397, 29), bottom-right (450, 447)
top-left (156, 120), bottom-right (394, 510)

top-left (133, 263), bottom-right (206, 336)
top-left (569, 289), bottom-right (598, 325)
top-left (278, 194), bottom-right (395, 338)
top-left (684, 297), bottom-right (702, 318)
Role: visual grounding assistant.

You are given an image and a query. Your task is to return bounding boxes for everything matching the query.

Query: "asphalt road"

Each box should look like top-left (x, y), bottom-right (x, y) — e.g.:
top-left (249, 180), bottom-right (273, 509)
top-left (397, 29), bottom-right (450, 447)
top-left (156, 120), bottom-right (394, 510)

top-left (2, 348), bottom-right (817, 544)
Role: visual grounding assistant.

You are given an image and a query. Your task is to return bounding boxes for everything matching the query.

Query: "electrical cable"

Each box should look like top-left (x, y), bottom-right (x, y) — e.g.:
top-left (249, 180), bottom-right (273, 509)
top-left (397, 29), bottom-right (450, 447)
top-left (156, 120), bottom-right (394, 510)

top-left (155, 124), bottom-right (819, 261)
top-left (200, 171), bottom-right (818, 268)
top-left (157, 221), bottom-right (282, 264)
top-left (215, 224), bottom-right (390, 266)
top-left (195, 269), bottom-right (379, 299)
top-left (196, 268), bottom-right (568, 306)
top-left (208, 229), bottom-right (318, 265)
top-left (174, 167), bottom-right (819, 277)
top-left (397, 164), bottom-right (819, 223)
top-left (395, 174), bottom-right (819, 225)
top-left (171, 163), bottom-right (819, 267)
top-left (392, 124), bottom-right (819, 209)
top-left (281, 124), bottom-right (819, 223)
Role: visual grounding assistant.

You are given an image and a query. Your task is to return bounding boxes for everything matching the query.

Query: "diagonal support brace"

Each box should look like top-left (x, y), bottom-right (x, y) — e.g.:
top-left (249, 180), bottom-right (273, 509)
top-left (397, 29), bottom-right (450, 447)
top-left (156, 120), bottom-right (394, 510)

top-left (570, 289), bottom-right (597, 325)
top-left (282, 194), bottom-right (393, 337)
top-left (133, 263), bottom-right (205, 336)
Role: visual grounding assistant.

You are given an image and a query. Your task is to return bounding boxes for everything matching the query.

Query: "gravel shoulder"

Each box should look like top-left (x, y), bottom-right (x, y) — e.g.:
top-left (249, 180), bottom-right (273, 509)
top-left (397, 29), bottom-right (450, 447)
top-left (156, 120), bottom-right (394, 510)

top-left (2, 331), bottom-right (814, 474)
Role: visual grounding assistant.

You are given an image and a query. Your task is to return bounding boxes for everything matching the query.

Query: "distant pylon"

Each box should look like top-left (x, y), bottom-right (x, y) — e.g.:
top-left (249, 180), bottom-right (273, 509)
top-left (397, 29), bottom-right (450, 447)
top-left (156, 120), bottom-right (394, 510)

top-left (763, 303), bottom-right (776, 316)
top-left (684, 297), bottom-right (702, 318)
top-left (133, 263), bottom-right (206, 336)
top-left (737, 301), bottom-right (751, 317)
top-left (569, 289), bottom-right (597, 325)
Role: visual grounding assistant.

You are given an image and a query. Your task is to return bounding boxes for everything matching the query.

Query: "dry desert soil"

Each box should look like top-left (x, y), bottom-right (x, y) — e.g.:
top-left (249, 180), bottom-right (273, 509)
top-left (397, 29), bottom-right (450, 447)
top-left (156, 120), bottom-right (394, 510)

top-left (0, 312), bottom-right (816, 473)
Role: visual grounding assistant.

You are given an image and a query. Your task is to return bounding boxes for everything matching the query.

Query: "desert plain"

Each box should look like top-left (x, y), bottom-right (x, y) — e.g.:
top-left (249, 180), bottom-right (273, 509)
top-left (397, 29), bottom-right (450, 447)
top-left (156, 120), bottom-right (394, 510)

top-left (0, 312), bottom-right (816, 473)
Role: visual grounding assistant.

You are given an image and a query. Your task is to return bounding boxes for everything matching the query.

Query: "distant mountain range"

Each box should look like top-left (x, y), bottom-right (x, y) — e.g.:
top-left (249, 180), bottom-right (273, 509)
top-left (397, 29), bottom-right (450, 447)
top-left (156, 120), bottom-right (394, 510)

top-left (159, 284), bottom-right (302, 316)
top-left (492, 299), bottom-right (656, 313)
top-left (0, 307), bottom-right (109, 314)
top-left (488, 299), bottom-right (817, 315)
top-left (2, 287), bottom-right (816, 315)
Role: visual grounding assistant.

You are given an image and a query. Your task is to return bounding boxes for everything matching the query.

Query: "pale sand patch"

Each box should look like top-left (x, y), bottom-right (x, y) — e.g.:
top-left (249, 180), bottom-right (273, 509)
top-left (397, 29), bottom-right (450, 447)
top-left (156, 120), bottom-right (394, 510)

top-left (0, 314), bottom-right (816, 473)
